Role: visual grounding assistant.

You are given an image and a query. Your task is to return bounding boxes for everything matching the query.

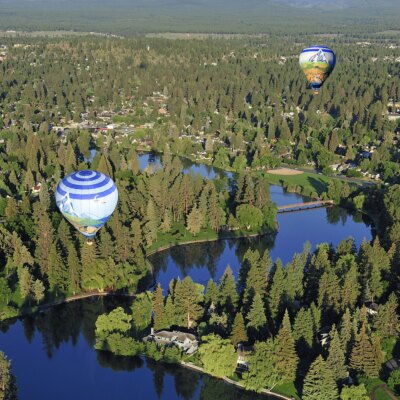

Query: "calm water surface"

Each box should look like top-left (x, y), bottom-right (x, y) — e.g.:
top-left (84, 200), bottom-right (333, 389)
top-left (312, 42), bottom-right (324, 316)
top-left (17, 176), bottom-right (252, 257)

top-left (0, 300), bottom-right (269, 400)
top-left (0, 153), bottom-right (372, 399)
top-left (142, 154), bottom-right (372, 287)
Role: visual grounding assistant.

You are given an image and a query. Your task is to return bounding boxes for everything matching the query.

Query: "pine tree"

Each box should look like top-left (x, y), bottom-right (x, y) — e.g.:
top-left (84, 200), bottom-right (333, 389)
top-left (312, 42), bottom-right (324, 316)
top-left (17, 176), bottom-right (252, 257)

top-left (247, 293), bottom-right (267, 338)
top-left (207, 187), bottom-right (225, 232)
top-left (33, 203), bottom-right (53, 276)
top-left (303, 355), bottom-right (339, 400)
top-left (33, 279), bottom-right (45, 304)
top-left (243, 339), bottom-right (283, 392)
top-left (319, 266), bottom-right (341, 314)
top-left (373, 293), bottom-right (400, 338)
top-left (285, 253), bottom-right (305, 308)
top-left (205, 279), bottom-right (218, 308)
top-left (350, 323), bottom-right (380, 378)
top-left (5, 197), bottom-right (18, 223)
top-left (198, 334), bottom-right (237, 379)
top-left (242, 249), bottom-right (268, 307)
top-left (48, 241), bottom-right (68, 296)
top-left (293, 307), bottom-right (315, 354)
top-left (96, 153), bottom-right (113, 176)
top-left (186, 206), bottom-right (204, 236)
top-left (268, 259), bottom-right (285, 320)
top-left (339, 308), bottom-right (353, 360)
top-left (144, 199), bottom-right (158, 246)
top-left (152, 284), bottom-right (166, 331)
top-left (174, 276), bottom-right (203, 328)
top-left (164, 294), bottom-right (175, 328)
top-left (19, 268), bottom-right (33, 303)
top-left (67, 244), bottom-right (80, 295)
top-left (99, 228), bottom-right (114, 260)
top-left (38, 180), bottom-right (50, 211)
top-left (218, 266), bottom-right (238, 311)
top-left (230, 312), bottom-right (248, 346)
top-left (327, 325), bottom-right (348, 386)
top-left (159, 209), bottom-right (172, 233)
top-left (340, 262), bottom-right (360, 311)
top-left (275, 310), bottom-right (298, 382)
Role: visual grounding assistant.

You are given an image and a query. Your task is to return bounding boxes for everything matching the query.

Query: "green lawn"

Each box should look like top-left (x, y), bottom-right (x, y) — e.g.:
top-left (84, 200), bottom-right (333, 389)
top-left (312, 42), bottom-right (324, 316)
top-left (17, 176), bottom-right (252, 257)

top-left (263, 170), bottom-right (363, 198)
top-left (265, 171), bottom-right (331, 196)
top-left (364, 378), bottom-right (398, 400)
top-left (273, 381), bottom-right (300, 400)
top-left (373, 387), bottom-right (396, 400)
top-left (147, 222), bottom-right (274, 254)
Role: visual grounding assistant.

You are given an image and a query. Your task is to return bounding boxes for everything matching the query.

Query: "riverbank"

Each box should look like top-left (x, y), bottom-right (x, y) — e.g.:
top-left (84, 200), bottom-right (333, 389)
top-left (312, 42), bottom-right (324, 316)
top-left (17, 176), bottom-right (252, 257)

top-left (0, 290), bottom-right (137, 321)
top-left (146, 226), bottom-right (276, 257)
top-left (130, 351), bottom-right (298, 399)
top-left (180, 360), bottom-right (298, 400)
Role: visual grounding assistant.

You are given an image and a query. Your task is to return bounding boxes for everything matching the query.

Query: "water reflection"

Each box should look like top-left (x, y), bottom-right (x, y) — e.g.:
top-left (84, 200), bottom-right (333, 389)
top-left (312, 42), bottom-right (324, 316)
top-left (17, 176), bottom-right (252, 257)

top-left (138, 152), bottom-right (233, 180)
top-left (150, 207), bottom-right (372, 288)
top-left (0, 299), bottom-right (271, 400)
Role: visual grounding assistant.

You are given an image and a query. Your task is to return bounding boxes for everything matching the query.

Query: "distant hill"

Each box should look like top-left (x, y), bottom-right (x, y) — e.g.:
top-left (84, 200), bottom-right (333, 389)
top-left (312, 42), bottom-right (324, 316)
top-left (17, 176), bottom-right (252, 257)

top-left (0, 0), bottom-right (398, 35)
top-left (273, 0), bottom-right (399, 9)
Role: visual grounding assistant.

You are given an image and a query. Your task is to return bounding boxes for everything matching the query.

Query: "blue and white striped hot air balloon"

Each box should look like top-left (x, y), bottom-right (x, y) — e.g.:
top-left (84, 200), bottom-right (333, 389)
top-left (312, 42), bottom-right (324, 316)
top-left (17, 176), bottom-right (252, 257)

top-left (55, 170), bottom-right (118, 239)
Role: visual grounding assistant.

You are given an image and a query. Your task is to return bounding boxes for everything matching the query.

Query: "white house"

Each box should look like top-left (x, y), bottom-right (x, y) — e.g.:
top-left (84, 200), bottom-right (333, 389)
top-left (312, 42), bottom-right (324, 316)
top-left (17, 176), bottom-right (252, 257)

top-left (144, 329), bottom-right (198, 355)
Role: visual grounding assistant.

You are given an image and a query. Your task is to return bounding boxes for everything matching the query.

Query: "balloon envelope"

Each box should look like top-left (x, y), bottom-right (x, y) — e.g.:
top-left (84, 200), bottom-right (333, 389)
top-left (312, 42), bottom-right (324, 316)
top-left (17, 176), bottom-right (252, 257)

top-left (299, 46), bottom-right (336, 94)
top-left (55, 170), bottom-right (118, 238)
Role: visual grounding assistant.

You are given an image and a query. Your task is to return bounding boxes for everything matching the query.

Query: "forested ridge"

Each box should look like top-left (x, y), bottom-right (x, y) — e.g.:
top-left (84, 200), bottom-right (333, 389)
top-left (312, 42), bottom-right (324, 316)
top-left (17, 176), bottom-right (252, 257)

top-left (0, 35), bottom-right (399, 399)
top-left (0, 0), bottom-right (399, 35)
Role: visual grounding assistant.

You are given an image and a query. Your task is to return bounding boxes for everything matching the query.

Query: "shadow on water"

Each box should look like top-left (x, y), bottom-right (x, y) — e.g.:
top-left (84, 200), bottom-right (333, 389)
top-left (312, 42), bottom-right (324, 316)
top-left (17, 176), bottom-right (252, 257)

top-left (97, 351), bottom-right (144, 372)
top-left (0, 298), bottom-right (275, 400)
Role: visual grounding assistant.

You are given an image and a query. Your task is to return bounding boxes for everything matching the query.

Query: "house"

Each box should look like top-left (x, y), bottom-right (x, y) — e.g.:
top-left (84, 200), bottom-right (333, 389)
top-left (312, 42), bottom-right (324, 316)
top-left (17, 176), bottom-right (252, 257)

top-left (366, 302), bottom-right (379, 315)
top-left (385, 358), bottom-right (400, 372)
top-left (158, 108), bottom-right (169, 115)
top-left (361, 151), bottom-right (372, 159)
top-left (318, 326), bottom-right (331, 347)
top-left (329, 163), bottom-right (341, 171)
top-left (31, 183), bottom-right (42, 195)
top-left (236, 343), bottom-right (253, 371)
top-left (144, 329), bottom-right (198, 355)
top-left (320, 333), bottom-right (330, 347)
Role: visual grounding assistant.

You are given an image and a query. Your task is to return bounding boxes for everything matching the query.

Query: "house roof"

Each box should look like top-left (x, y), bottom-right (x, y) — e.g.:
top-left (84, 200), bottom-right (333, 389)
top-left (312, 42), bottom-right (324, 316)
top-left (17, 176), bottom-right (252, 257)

top-left (385, 358), bottom-right (400, 371)
top-left (154, 330), bottom-right (197, 343)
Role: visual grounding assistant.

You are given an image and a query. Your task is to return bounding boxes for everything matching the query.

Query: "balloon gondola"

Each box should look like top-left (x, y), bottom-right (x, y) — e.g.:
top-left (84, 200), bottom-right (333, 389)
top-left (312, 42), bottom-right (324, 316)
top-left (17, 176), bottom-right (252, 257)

top-left (299, 45), bottom-right (336, 95)
top-left (55, 170), bottom-right (118, 244)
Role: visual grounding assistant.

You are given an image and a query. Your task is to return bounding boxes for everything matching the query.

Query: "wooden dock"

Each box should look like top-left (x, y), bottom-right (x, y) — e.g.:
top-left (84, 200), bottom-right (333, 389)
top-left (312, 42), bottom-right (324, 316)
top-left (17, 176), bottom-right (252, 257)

top-left (277, 200), bottom-right (334, 213)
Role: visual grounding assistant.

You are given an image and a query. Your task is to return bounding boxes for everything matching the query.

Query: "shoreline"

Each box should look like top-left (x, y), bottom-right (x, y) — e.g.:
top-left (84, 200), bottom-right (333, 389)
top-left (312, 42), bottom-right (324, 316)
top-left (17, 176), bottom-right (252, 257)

top-left (135, 353), bottom-right (294, 400)
top-left (146, 228), bottom-right (276, 257)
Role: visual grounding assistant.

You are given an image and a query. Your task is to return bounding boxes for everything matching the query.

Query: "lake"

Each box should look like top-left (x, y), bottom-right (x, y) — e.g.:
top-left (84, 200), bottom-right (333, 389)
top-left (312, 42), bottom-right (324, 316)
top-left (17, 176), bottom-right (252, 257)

top-left (0, 299), bottom-right (271, 400)
top-left (0, 153), bottom-right (372, 400)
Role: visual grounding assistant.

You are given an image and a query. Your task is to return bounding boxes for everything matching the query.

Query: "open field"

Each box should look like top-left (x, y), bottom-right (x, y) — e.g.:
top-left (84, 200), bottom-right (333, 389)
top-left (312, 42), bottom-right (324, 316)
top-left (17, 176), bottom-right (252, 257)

top-left (264, 170), bottom-right (337, 196)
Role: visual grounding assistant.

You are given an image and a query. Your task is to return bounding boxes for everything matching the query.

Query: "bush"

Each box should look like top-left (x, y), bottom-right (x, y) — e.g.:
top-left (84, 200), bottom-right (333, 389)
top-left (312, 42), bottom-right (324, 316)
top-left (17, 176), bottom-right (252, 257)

top-left (144, 341), bottom-right (163, 361)
top-left (163, 346), bottom-right (182, 363)
top-left (340, 384), bottom-right (369, 400)
top-left (106, 333), bottom-right (144, 356)
top-left (347, 169), bottom-right (362, 178)
top-left (388, 370), bottom-right (400, 395)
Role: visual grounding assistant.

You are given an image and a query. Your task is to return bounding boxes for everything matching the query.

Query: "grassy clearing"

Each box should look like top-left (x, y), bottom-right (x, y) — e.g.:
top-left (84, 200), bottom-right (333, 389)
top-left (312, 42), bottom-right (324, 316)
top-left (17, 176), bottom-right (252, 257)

top-left (373, 387), bottom-right (394, 400)
top-left (147, 222), bottom-right (274, 254)
top-left (264, 171), bottom-right (334, 196)
top-left (364, 378), bottom-right (397, 400)
top-left (273, 381), bottom-right (301, 400)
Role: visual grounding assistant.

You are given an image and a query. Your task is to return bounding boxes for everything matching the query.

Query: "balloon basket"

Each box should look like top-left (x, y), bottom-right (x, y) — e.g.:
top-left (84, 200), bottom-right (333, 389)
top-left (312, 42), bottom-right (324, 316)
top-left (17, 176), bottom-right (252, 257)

top-left (86, 240), bottom-right (94, 246)
top-left (313, 90), bottom-right (320, 95)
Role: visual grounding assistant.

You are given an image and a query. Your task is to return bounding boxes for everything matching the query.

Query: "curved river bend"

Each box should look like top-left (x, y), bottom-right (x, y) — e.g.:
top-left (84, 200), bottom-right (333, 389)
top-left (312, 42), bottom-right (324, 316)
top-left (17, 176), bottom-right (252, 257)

top-left (0, 154), bottom-right (372, 400)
